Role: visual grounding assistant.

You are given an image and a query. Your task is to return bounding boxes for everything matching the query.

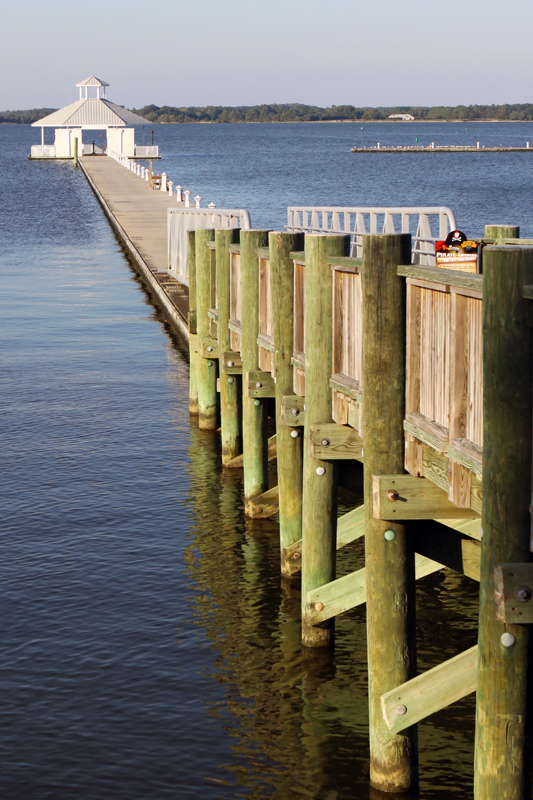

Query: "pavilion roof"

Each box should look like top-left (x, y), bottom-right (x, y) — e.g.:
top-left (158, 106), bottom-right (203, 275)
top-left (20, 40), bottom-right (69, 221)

top-left (31, 98), bottom-right (152, 128)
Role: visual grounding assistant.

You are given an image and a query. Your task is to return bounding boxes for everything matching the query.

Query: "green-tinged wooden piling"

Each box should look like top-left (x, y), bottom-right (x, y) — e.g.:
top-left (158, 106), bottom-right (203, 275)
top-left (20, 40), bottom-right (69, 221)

top-left (74, 137), bottom-right (78, 167)
top-left (196, 228), bottom-right (218, 430)
top-left (270, 231), bottom-right (304, 576)
top-left (188, 230), bottom-right (199, 415)
top-left (216, 228), bottom-right (242, 463)
top-left (241, 229), bottom-right (271, 504)
top-left (474, 245), bottom-right (533, 800)
top-left (485, 224), bottom-right (520, 242)
top-left (301, 233), bottom-right (350, 647)
top-left (363, 233), bottom-right (418, 793)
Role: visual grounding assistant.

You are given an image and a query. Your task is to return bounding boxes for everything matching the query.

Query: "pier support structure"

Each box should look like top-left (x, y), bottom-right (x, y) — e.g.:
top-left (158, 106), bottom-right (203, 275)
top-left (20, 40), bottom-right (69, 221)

top-left (363, 233), bottom-right (418, 793)
top-left (301, 233), bottom-right (350, 647)
top-left (474, 244), bottom-right (533, 800)
top-left (188, 230), bottom-right (198, 415)
top-left (196, 229), bottom-right (218, 430)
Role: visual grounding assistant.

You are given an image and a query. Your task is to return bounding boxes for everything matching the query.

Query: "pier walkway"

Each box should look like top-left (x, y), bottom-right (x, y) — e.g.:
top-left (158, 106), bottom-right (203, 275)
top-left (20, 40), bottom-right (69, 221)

top-left (79, 156), bottom-right (190, 339)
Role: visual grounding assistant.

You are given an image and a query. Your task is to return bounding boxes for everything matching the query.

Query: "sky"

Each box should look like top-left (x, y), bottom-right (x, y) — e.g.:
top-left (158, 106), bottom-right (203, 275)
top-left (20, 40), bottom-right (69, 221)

top-left (1, 0), bottom-right (532, 110)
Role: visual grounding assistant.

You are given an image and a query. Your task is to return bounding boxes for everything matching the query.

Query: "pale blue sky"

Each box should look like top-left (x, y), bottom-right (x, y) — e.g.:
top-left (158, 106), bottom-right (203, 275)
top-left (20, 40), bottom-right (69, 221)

top-left (2, 0), bottom-right (532, 110)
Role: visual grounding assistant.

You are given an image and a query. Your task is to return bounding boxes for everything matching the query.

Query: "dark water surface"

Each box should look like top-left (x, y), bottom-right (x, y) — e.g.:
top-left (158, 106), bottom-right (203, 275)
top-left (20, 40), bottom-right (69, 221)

top-left (2, 121), bottom-right (532, 799)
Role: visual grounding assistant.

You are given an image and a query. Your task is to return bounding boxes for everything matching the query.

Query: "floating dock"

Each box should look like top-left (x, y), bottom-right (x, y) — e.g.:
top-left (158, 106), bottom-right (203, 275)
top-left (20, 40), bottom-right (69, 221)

top-left (76, 153), bottom-right (533, 800)
top-left (351, 145), bottom-right (533, 153)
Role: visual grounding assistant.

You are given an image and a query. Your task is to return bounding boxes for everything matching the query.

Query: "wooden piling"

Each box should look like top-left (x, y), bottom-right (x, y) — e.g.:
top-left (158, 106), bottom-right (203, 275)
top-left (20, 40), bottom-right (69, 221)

top-left (474, 245), bottom-right (533, 800)
top-left (241, 230), bottom-right (271, 504)
top-left (74, 137), bottom-right (78, 167)
top-left (485, 224), bottom-right (520, 242)
top-left (301, 233), bottom-right (350, 647)
top-left (269, 231), bottom-right (304, 576)
top-left (196, 228), bottom-right (218, 430)
top-left (363, 233), bottom-right (418, 793)
top-left (216, 228), bottom-right (242, 463)
top-left (187, 230), bottom-right (199, 416)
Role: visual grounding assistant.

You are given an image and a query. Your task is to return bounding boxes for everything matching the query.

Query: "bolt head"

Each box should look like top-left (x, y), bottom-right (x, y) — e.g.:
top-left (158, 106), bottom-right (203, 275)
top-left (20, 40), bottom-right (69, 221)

top-left (320, 438), bottom-right (330, 447)
top-left (207, 347), bottom-right (213, 352)
top-left (207, 360), bottom-right (213, 367)
top-left (316, 466), bottom-right (326, 476)
top-left (395, 704), bottom-right (407, 716)
top-left (254, 399), bottom-right (261, 407)
top-left (228, 377), bottom-right (234, 384)
top-left (290, 407), bottom-right (300, 416)
top-left (227, 361), bottom-right (234, 368)
top-left (387, 489), bottom-right (399, 502)
top-left (384, 529), bottom-right (396, 541)
top-left (292, 552), bottom-right (301, 560)
top-left (501, 632), bottom-right (516, 648)
top-left (255, 382), bottom-right (262, 389)
top-left (290, 430), bottom-right (299, 438)
top-left (515, 586), bottom-right (532, 603)
top-left (314, 602), bottom-right (324, 612)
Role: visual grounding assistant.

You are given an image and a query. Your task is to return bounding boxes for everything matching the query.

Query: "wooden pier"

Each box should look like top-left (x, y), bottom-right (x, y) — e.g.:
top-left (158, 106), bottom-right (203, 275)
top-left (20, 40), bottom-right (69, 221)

top-left (77, 153), bottom-right (533, 798)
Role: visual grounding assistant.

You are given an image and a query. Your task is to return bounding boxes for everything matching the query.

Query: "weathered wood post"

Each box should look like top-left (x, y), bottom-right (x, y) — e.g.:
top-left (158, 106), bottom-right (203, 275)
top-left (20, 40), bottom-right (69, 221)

top-left (301, 233), bottom-right (350, 647)
top-left (269, 231), bottom-right (304, 576)
top-left (196, 228), bottom-right (218, 430)
top-left (485, 224), bottom-right (520, 242)
top-left (216, 228), bottom-right (242, 464)
top-left (474, 245), bottom-right (533, 800)
top-left (187, 230), bottom-right (199, 416)
top-left (241, 229), bottom-right (271, 504)
top-left (363, 233), bottom-right (418, 793)
top-left (74, 137), bottom-right (78, 167)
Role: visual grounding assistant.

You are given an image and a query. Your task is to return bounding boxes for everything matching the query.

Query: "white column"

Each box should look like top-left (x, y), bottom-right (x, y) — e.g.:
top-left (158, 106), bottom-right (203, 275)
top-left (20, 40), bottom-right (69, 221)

top-left (195, 195), bottom-right (201, 208)
top-left (184, 190), bottom-right (191, 207)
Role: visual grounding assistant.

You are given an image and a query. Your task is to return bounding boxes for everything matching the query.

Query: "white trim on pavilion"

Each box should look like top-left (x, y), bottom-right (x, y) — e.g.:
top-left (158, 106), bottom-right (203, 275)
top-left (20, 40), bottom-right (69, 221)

top-left (30, 77), bottom-right (158, 160)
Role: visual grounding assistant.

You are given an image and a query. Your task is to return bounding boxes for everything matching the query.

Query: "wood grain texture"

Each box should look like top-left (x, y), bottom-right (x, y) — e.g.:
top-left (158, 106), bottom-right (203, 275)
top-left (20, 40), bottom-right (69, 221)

top-left (301, 233), bottom-right (350, 647)
top-left (196, 229), bottom-right (218, 429)
top-left (494, 563), bottom-right (533, 624)
top-left (310, 423), bottom-right (363, 460)
top-left (269, 232), bottom-right (305, 574)
top-left (381, 646), bottom-right (478, 735)
top-left (245, 485), bottom-right (279, 519)
top-left (187, 231), bottom-right (198, 414)
top-left (363, 233), bottom-right (418, 793)
top-left (475, 244), bottom-right (533, 800)
top-left (373, 474), bottom-right (479, 520)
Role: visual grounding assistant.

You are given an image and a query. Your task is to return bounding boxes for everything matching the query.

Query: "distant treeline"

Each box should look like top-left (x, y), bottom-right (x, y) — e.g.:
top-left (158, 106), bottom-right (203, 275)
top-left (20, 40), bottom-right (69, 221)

top-left (132, 103), bottom-right (533, 123)
top-left (5, 104), bottom-right (533, 125)
top-left (0, 108), bottom-right (56, 124)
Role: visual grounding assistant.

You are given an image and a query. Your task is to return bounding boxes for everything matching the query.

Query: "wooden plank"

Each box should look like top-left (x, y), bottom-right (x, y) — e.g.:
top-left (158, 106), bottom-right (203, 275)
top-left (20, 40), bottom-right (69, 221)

top-left (226, 434), bottom-right (277, 469)
top-left (305, 553), bottom-right (444, 625)
top-left (327, 256), bottom-right (363, 268)
top-left (449, 438), bottom-right (483, 477)
top-left (494, 564), bottom-right (533, 624)
top-left (222, 350), bottom-right (243, 374)
top-left (199, 337), bottom-right (220, 359)
top-left (310, 423), bottom-right (364, 460)
top-left (280, 394), bottom-right (305, 426)
top-left (245, 370), bottom-right (276, 398)
top-left (413, 521), bottom-right (481, 580)
top-left (448, 460), bottom-right (472, 509)
top-left (381, 646), bottom-right (478, 734)
top-left (404, 411), bottom-right (449, 453)
top-left (398, 264), bottom-right (483, 293)
top-left (245, 485), bottom-right (279, 519)
top-left (373, 474), bottom-right (479, 520)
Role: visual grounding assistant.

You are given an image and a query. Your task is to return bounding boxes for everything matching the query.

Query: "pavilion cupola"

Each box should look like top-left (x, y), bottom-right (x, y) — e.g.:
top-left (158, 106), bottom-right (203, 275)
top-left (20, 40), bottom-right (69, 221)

top-left (76, 76), bottom-right (109, 100)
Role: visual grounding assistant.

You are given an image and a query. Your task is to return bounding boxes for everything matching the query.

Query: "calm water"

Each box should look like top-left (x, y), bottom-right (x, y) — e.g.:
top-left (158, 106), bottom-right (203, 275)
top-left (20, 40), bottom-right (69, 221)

top-left (2, 121), bottom-right (532, 799)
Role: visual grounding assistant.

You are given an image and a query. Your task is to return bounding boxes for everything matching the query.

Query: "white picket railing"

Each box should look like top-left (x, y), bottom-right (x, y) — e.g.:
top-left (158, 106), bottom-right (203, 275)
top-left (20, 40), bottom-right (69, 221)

top-left (30, 144), bottom-right (56, 158)
top-left (287, 206), bottom-right (457, 265)
top-left (168, 208), bottom-right (252, 285)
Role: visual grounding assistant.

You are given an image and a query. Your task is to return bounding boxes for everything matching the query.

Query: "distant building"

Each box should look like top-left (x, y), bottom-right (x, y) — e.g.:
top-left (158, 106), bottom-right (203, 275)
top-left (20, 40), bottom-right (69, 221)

top-left (388, 114), bottom-right (415, 121)
top-left (30, 77), bottom-right (157, 160)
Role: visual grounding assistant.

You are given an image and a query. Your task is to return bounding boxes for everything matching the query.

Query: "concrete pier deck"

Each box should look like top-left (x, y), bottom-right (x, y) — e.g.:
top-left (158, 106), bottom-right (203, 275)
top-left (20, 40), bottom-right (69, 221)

top-left (79, 156), bottom-right (189, 341)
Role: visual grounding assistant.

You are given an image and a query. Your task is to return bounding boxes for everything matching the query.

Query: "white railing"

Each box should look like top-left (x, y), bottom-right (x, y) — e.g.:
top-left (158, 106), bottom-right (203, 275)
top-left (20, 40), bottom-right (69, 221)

top-left (31, 144), bottom-right (56, 158)
top-left (287, 206), bottom-right (457, 265)
top-left (168, 208), bottom-right (252, 285)
top-left (82, 143), bottom-right (106, 155)
top-left (134, 145), bottom-right (159, 157)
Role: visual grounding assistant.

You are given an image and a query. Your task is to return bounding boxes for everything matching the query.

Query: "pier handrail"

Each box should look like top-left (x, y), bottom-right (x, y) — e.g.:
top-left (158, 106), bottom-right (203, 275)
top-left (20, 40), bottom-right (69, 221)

top-left (287, 206), bottom-right (457, 265)
top-left (168, 208), bottom-right (252, 285)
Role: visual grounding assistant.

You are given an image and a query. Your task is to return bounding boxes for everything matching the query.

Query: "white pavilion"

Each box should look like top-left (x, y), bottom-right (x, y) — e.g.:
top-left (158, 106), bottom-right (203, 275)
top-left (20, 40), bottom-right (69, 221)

top-left (30, 77), bottom-right (158, 159)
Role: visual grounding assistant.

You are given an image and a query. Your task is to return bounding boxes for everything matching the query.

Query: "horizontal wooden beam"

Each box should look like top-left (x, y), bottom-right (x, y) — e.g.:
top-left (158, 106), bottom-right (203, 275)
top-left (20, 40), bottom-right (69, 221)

top-left (245, 485), bottom-right (279, 518)
top-left (188, 311), bottom-right (197, 335)
top-left (280, 395), bottom-right (305, 426)
top-left (200, 337), bottom-right (219, 359)
top-left (413, 521), bottom-right (481, 581)
top-left (373, 474), bottom-right (479, 521)
top-left (495, 563), bottom-right (533, 623)
top-left (283, 504), bottom-right (365, 573)
top-left (245, 370), bottom-right (276, 398)
top-left (381, 645), bottom-right (478, 734)
top-left (222, 351), bottom-right (242, 374)
top-left (305, 553), bottom-right (444, 625)
top-left (226, 434), bottom-right (276, 468)
top-left (310, 423), bottom-right (364, 460)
